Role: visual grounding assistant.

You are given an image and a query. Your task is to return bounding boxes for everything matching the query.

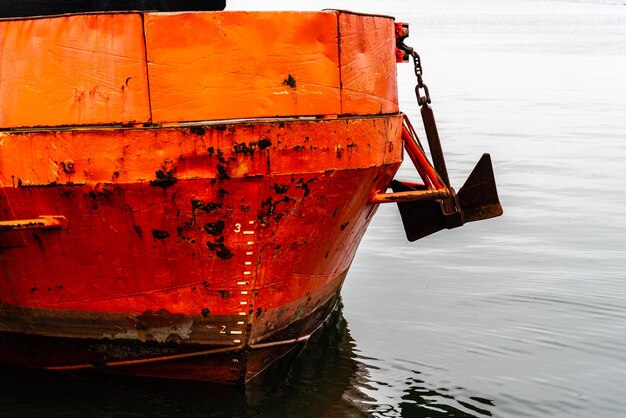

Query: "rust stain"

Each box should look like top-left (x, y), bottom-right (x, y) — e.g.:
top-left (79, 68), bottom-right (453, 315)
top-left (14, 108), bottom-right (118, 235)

top-left (206, 237), bottom-right (233, 260)
top-left (282, 74), bottom-right (297, 89)
top-left (60, 160), bottom-right (75, 174)
top-left (203, 220), bottom-right (225, 236)
top-left (150, 168), bottom-right (178, 189)
top-left (191, 199), bottom-right (222, 214)
top-left (151, 229), bottom-right (170, 240)
top-left (106, 309), bottom-right (194, 343)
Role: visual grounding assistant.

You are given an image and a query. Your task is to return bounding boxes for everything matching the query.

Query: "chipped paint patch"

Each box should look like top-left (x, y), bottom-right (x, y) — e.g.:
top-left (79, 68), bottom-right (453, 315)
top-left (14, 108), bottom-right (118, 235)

top-left (103, 310), bottom-right (194, 343)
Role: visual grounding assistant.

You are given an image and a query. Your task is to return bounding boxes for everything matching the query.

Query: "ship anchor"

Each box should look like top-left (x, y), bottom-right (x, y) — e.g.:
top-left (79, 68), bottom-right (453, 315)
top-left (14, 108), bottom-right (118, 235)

top-left (372, 23), bottom-right (503, 241)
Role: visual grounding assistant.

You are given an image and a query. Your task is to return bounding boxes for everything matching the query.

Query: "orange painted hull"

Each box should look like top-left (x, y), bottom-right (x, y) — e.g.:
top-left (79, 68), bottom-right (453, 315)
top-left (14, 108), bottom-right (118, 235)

top-left (0, 116), bottom-right (401, 382)
top-left (0, 8), bottom-right (407, 382)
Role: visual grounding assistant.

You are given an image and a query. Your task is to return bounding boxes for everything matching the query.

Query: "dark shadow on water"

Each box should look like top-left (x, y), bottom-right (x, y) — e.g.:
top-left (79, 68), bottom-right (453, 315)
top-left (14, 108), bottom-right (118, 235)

top-left (397, 375), bottom-right (495, 417)
top-left (0, 302), bottom-right (493, 417)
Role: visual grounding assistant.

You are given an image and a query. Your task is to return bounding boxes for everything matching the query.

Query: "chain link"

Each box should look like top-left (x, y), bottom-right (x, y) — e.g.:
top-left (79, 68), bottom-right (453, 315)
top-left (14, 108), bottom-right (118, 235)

top-left (410, 51), bottom-right (431, 106)
top-left (410, 50), bottom-right (422, 77)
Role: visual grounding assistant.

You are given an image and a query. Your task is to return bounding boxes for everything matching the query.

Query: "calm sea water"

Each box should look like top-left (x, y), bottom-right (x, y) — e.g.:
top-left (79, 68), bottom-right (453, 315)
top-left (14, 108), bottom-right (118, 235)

top-left (2, 0), bottom-right (626, 416)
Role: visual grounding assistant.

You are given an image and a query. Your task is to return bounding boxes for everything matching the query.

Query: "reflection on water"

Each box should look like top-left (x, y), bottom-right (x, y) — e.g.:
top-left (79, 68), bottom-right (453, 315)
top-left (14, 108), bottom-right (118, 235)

top-left (0, 302), bottom-right (493, 417)
top-left (398, 377), bottom-right (494, 417)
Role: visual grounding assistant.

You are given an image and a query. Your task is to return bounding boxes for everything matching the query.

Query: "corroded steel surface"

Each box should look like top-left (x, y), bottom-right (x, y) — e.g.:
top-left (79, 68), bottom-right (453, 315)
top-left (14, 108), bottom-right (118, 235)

top-left (0, 116), bottom-right (401, 313)
top-left (0, 115), bottom-right (402, 382)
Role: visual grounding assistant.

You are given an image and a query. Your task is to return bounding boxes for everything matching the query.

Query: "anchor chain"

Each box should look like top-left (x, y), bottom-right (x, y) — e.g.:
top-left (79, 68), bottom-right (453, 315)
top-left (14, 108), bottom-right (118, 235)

top-left (396, 36), bottom-right (457, 217)
top-left (397, 40), bottom-right (431, 106)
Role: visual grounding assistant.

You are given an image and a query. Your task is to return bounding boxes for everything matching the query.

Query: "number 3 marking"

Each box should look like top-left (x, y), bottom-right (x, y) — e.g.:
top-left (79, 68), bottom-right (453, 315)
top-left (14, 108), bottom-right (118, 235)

top-left (234, 223), bottom-right (241, 233)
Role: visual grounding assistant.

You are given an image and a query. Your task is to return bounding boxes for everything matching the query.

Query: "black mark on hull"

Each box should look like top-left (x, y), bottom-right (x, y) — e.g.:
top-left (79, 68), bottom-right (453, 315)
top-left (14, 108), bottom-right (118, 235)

top-left (257, 138), bottom-right (272, 150)
top-left (191, 199), bottom-right (222, 214)
top-left (203, 220), bottom-right (225, 236)
top-left (273, 184), bottom-right (289, 194)
top-left (216, 164), bottom-right (230, 179)
top-left (190, 126), bottom-right (206, 136)
top-left (150, 169), bottom-right (178, 190)
top-left (206, 237), bottom-right (234, 260)
top-left (152, 229), bottom-right (170, 240)
top-left (283, 74), bottom-right (296, 89)
top-left (132, 225), bottom-right (143, 238)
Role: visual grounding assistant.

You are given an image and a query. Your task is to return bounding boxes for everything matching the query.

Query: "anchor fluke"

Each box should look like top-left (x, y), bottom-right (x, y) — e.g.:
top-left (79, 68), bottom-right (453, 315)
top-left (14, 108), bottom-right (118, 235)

top-left (457, 153), bottom-right (503, 223)
top-left (391, 153), bottom-right (502, 242)
top-left (390, 180), bottom-right (447, 242)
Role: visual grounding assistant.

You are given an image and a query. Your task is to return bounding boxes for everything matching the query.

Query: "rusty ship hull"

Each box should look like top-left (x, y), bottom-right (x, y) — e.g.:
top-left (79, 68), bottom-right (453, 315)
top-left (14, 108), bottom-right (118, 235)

top-left (0, 5), bottom-right (501, 383)
top-left (0, 9), bottom-right (406, 383)
top-left (0, 116), bottom-right (401, 383)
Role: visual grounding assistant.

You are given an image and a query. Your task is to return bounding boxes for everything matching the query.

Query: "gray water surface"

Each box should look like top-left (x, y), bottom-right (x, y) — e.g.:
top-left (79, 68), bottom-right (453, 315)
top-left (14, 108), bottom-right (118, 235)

top-left (342, 1), bottom-right (626, 417)
top-left (2, 0), bottom-right (626, 416)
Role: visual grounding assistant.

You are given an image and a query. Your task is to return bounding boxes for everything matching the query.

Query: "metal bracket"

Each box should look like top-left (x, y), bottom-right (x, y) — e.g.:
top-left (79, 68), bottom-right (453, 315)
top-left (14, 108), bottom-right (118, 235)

top-left (395, 22), bottom-right (410, 63)
top-left (0, 215), bottom-right (68, 233)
